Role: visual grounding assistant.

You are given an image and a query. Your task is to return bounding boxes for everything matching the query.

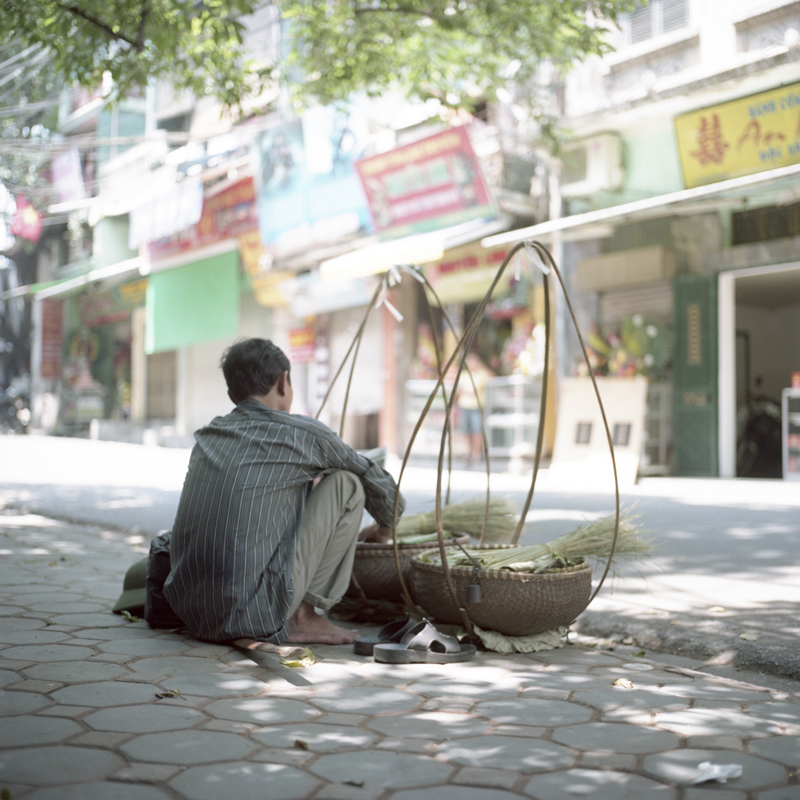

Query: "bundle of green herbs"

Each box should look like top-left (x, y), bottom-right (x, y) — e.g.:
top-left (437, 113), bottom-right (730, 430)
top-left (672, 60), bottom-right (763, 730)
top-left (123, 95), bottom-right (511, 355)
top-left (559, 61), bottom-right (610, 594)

top-left (391, 496), bottom-right (519, 545)
top-left (419, 506), bottom-right (655, 573)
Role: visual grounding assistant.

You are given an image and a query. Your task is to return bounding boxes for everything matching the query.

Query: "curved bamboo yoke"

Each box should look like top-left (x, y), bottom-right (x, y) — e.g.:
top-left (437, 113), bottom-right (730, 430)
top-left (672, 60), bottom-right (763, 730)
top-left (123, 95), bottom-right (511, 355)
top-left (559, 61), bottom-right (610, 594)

top-left (317, 240), bottom-right (620, 636)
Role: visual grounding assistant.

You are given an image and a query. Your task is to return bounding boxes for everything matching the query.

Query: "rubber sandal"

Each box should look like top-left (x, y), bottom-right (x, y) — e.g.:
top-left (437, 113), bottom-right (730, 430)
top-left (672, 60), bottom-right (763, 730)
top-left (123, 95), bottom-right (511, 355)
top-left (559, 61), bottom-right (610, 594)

top-left (353, 615), bottom-right (418, 656)
top-left (373, 620), bottom-right (477, 664)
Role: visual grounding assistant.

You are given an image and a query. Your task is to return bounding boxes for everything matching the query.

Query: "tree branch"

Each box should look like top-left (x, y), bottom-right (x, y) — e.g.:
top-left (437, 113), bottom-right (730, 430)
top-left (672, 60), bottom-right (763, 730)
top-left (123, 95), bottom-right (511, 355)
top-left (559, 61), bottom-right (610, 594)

top-left (136, 0), bottom-right (151, 51)
top-left (354, 4), bottom-right (437, 18)
top-left (57, 3), bottom-right (141, 50)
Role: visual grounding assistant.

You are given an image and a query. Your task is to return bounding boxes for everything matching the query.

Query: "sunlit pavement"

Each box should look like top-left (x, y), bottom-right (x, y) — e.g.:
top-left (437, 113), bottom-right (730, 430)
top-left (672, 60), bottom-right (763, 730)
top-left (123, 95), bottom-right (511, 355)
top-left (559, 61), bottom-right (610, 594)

top-left (1, 505), bottom-right (800, 800)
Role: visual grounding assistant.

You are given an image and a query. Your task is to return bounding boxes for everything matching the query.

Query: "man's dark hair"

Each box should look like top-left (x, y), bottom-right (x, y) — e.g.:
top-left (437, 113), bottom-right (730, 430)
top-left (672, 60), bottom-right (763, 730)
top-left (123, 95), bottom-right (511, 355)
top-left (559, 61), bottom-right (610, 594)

top-left (221, 338), bottom-right (291, 404)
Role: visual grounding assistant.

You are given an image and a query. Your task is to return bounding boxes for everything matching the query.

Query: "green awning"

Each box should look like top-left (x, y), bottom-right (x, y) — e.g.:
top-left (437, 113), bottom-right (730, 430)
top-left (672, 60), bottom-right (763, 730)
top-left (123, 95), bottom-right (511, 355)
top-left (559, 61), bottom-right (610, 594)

top-left (145, 250), bottom-right (239, 354)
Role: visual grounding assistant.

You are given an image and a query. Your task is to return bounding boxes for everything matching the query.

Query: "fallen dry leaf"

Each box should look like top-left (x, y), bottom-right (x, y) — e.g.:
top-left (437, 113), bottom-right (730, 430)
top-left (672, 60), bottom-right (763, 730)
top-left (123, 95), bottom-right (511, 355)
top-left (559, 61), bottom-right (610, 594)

top-left (613, 678), bottom-right (634, 689)
top-left (708, 606), bottom-right (726, 613)
top-left (739, 633), bottom-right (758, 641)
top-left (280, 647), bottom-right (316, 668)
top-left (155, 689), bottom-right (184, 700)
top-left (120, 610), bottom-right (140, 623)
top-left (293, 739), bottom-right (310, 750)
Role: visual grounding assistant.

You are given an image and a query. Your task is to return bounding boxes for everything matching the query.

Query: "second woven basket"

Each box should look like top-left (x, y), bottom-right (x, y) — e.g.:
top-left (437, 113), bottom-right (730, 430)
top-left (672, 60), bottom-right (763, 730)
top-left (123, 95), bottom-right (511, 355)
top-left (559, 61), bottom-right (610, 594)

top-left (408, 546), bottom-right (593, 636)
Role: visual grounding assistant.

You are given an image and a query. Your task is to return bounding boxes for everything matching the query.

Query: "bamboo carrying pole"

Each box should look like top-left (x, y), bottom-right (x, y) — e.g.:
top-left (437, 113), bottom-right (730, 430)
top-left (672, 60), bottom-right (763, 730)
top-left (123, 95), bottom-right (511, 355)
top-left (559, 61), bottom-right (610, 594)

top-left (319, 241), bottom-right (622, 634)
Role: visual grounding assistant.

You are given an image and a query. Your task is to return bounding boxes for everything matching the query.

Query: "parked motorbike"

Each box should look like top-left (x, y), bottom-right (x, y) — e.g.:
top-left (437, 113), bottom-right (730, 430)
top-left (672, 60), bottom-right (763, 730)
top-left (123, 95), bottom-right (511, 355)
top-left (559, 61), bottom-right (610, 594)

top-left (736, 394), bottom-right (782, 478)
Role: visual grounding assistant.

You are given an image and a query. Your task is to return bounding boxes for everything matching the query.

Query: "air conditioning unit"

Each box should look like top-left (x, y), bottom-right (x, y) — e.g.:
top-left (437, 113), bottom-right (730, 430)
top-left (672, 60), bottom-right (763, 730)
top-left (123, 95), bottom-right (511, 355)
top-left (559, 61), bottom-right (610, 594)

top-left (560, 133), bottom-right (624, 197)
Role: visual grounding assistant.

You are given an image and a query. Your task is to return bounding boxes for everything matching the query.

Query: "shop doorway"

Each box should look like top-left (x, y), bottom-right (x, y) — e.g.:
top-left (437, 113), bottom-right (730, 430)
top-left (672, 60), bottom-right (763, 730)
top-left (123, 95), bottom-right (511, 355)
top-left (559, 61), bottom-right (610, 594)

top-left (719, 261), bottom-right (800, 478)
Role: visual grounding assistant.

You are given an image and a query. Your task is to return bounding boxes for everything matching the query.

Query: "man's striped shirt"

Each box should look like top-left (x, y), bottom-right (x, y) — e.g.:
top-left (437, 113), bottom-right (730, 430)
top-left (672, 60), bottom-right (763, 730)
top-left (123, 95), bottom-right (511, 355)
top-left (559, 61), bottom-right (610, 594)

top-left (163, 398), bottom-right (404, 643)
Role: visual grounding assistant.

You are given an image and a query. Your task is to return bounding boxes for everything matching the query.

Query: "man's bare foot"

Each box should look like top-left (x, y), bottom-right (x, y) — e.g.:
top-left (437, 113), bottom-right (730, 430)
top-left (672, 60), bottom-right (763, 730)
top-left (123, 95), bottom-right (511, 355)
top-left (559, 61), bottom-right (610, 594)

top-left (287, 602), bottom-right (358, 645)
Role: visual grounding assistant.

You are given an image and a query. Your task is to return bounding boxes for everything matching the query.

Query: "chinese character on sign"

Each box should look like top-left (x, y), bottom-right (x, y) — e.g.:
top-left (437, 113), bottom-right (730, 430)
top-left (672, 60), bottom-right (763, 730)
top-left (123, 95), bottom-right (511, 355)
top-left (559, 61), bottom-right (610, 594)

top-left (690, 114), bottom-right (730, 165)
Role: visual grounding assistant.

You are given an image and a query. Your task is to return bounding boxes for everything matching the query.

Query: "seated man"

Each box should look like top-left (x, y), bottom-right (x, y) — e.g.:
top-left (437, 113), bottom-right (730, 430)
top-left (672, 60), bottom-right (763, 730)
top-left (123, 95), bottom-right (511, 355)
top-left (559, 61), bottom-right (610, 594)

top-left (163, 338), bottom-right (404, 645)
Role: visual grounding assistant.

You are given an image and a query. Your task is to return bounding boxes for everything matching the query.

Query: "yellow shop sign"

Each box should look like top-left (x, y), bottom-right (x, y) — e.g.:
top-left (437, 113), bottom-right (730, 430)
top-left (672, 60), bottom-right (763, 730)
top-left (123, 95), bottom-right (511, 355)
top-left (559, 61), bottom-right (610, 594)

top-left (675, 82), bottom-right (800, 188)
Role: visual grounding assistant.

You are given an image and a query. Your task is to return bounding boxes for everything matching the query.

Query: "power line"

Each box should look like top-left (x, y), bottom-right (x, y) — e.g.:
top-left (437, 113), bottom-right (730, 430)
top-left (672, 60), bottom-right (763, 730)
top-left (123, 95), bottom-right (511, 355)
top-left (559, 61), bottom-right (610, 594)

top-left (0, 98), bottom-right (63, 118)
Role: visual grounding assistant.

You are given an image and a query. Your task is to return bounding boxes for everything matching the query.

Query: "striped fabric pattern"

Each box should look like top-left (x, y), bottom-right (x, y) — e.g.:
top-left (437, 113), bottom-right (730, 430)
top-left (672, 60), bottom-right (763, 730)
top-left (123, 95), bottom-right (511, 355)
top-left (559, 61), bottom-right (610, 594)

top-left (163, 398), bottom-right (404, 643)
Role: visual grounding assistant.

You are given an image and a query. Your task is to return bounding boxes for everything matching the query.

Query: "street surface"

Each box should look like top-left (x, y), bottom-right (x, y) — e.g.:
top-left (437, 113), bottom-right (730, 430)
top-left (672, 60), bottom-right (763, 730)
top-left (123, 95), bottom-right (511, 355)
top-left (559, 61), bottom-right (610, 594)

top-left (1, 433), bottom-right (798, 684)
top-left (3, 505), bottom-right (800, 799)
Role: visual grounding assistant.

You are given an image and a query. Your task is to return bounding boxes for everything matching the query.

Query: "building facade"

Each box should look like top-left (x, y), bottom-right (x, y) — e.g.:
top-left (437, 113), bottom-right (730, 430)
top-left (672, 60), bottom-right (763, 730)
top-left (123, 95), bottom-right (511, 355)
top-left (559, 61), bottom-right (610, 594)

top-left (486, 0), bottom-right (800, 479)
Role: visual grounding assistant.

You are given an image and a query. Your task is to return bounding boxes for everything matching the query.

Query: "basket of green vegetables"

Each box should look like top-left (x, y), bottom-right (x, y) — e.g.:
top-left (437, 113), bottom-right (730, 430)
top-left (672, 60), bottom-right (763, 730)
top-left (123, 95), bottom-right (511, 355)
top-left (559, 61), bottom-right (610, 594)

top-left (409, 508), bottom-right (654, 636)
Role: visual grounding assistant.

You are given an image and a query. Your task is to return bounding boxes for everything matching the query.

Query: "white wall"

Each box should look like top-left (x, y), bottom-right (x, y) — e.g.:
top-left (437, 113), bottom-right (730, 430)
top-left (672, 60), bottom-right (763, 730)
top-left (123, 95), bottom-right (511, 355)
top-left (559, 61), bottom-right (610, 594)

top-left (177, 291), bottom-right (273, 436)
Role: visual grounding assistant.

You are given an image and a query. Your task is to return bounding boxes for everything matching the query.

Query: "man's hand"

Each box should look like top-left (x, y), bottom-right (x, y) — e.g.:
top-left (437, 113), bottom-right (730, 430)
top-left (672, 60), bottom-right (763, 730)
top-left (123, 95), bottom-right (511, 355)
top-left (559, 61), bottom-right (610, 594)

top-left (358, 523), bottom-right (393, 543)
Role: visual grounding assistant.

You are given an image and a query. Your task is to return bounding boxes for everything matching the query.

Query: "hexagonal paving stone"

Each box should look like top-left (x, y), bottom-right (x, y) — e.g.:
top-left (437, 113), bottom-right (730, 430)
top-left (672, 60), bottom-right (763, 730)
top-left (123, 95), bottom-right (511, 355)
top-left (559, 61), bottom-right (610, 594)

top-left (658, 682), bottom-right (769, 704)
top-left (409, 676), bottom-right (519, 700)
top-left (593, 667), bottom-right (687, 687)
top-left (170, 762), bottom-right (319, 800)
top-left (574, 686), bottom-right (690, 717)
top-left (368, 711), bottom-right (491, 740)
top-left (22, 783), bottom-right (172, 800)
top-left (520, 672), bottom-right (609, 693)
top-left (159, 673), bottom-right (268, 698)
top-left (533, 650), bottom-right (624, 667)
top-left (654, 708), bottom-right (781, 738)
top-left (1, 644), bottom-right (95, 662)
top-left (97, 638), bottom-right (190, 656)
top-left (204, 696), bottom-right (319, 724)
top-left (72, 627), bottom-right (160, 640)
top-left (50, 681), bottom-right (160, 707)
top-left (394, 787), bottom-right (522, 800)
top-left (748, 734), bottom-right (800, 767)
top-left (45, 613), bottom-right (128, 627)
top-left (0, 618), bottom-right (47, 632)
top-left (84, 703), bottom-right (207, 733)
top-left (475, 697), bottom-right (593, 726)
top-left (747, 703), bottom-right (800, 729)
top-left (29, 602), bottom-right (106, 613)
top-left (0, 669), bottom-right (23, 688)
top-left (128, 656), bottom-right (224, 675)
top-left (23, 661), bottom-right (128, 683)
top-left (121, 730), bottom-right (257, 764)
top-left (523, 768), bottom-right (676, 799)
top-left (0, 631), bottom-right (70, 646)
top-left (435, 736), bottom-right (575, 773)
top-left (0, 745), bottom-right (124, 785)
top-left (641, 750), bottom-right (786, 792)
top-left (0, 714), bottom-right (81, 747)
top-left (252, 722), bottom-right (377, 752)
top-left (684, 790), bottom-right (746, 800)
top-left (0, 690), bottom-right (51, 715)
top-left (6, 590), bottom-right (86, 605)
top-left (755, 787), bottom-right (800, 800)
top-left (310, 750), bottom-right (453, 789)
top-left (311, 686), bottom-right (419, 714)
top-left (551, 722), bottom-right (680, 754)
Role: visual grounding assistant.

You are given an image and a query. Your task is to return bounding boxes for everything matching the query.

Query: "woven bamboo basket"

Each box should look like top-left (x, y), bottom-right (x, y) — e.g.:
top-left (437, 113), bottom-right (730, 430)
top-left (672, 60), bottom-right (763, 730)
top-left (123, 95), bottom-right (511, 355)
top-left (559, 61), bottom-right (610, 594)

top-left (408, 545), bottom-right (593, 636)
top-left (347, 535), bottom-right (469, 603)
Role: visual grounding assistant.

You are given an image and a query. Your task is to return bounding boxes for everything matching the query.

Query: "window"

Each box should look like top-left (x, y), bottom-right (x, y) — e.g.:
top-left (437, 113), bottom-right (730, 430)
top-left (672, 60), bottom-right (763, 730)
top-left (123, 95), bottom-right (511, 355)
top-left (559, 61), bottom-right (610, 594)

top-left (613, 423), bottom-right (632, 447)
top-left (624, 0), bottom-right (689, 45)
top-left (575, 422), bottom-right (593, 445)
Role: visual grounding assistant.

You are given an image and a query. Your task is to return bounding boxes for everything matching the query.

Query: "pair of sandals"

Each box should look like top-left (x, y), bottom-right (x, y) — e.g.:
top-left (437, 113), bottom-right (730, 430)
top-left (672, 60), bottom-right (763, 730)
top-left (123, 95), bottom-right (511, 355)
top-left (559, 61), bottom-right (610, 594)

top-left (353, 615), bottom-right (476, 663)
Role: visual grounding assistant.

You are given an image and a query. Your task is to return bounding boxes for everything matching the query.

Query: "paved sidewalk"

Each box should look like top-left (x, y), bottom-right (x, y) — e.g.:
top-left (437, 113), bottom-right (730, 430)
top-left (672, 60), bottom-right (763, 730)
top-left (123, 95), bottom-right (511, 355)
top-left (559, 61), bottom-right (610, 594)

top-left (1, 506), bottom-right (799, 800)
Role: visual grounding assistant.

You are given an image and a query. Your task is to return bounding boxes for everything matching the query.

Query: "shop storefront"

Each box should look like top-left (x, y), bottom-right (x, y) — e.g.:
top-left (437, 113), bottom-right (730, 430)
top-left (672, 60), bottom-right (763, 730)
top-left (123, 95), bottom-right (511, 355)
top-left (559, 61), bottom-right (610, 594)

top-left (143, 175), bottom-right (265, 435)
top-left (403, 242), bottom-right (551, 466)
top-left (484, 166), bottom-right (800, 480)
